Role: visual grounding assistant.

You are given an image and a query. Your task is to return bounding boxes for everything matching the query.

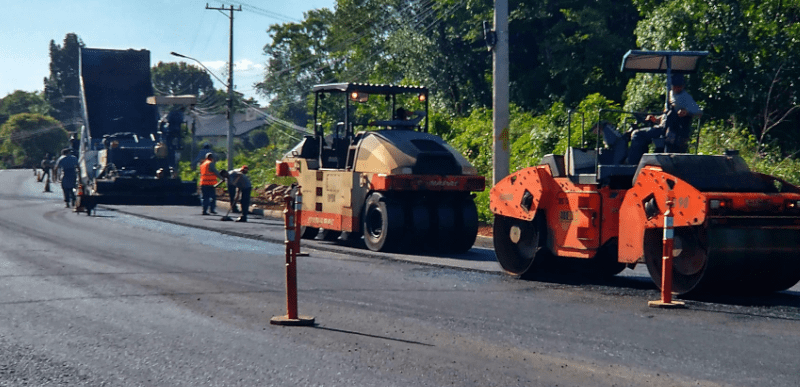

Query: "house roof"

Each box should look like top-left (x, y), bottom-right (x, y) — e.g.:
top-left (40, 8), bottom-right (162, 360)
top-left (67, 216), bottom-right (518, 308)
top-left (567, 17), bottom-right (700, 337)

top-left (192, 108), bottom-right (267, 137)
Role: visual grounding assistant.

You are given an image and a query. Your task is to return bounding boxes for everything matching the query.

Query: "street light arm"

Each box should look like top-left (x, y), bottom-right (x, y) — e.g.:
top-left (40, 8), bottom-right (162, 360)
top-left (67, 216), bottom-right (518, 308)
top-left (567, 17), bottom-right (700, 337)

top-left (170, 51), bottom-right (229, 88)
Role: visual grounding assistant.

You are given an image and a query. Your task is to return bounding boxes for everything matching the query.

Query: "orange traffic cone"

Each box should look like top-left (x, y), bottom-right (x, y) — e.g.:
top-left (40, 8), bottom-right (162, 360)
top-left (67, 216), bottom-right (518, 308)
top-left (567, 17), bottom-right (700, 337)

top-left (75, 184), bottom-right (85, 213)
top-left (43, 176), bottom-right (51, 192)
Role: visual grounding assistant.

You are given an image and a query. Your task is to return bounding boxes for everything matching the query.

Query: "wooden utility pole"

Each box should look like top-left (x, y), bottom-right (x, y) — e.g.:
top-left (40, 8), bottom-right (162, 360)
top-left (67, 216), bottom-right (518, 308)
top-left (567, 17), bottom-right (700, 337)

top-left (493, 0), bottom-right (510, 184)
top-left (205, 3), bottom-right (241, 171)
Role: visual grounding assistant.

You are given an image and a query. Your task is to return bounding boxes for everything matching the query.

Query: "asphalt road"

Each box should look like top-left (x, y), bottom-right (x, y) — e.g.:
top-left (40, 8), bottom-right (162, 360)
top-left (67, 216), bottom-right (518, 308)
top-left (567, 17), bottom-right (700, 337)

top-left (1, 169), bottom-right (799, 386)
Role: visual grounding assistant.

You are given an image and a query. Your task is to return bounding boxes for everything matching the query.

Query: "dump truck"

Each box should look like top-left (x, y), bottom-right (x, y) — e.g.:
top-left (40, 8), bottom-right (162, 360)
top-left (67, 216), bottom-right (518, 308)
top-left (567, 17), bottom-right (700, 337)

top-left (77, 47), bottom-right (198, 205)
top-left (490, 50), bottom-right (800, 296)
top-left (277, 83), bottom-right (485, 253)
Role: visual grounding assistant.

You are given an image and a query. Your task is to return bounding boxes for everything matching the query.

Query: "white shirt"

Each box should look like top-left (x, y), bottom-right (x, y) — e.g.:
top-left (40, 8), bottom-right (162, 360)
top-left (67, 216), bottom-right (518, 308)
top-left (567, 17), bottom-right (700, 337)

top-left (670, 89), bottom-right (702, 116)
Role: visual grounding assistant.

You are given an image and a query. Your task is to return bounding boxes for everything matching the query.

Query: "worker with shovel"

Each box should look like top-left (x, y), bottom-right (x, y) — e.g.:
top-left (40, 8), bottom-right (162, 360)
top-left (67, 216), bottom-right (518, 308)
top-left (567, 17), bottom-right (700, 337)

top-left (199, 153), bottom-right (224, 215)
top-left (226, 165), bottom-right (252, 222)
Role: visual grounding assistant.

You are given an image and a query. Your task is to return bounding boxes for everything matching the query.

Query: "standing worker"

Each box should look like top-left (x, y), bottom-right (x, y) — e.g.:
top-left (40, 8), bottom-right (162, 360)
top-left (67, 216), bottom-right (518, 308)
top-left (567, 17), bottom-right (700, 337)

top-left (227, 165), bottom-right (252, 222)
top-left (40, 153), bottom-right (53, 182)
top-left (192, 143), bottom-right (213, 170)
top-left (69, 133), bottom-right (80, 155)
top-left (199, 152), bottom-right (223, 215)
top-left (54, 148), bottom-right (78, 207)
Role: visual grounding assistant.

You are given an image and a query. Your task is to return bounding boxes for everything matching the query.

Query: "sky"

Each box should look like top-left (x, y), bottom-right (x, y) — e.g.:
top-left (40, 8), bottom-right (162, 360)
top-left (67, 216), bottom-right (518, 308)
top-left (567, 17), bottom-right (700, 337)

top-left (0, 0), bottom-right (335, 105)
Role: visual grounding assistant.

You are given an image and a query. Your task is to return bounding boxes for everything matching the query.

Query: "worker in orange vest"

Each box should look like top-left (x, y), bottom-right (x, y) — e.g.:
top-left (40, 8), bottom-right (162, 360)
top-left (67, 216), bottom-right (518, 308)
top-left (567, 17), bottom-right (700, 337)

top-left (199, 152), bottom-right (223, 215)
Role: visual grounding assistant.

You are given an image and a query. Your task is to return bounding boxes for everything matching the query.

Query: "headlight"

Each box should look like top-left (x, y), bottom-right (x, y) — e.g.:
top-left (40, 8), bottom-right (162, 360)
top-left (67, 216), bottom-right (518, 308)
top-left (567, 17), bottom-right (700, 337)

top-left (709, 199), bottom-right (731, 214)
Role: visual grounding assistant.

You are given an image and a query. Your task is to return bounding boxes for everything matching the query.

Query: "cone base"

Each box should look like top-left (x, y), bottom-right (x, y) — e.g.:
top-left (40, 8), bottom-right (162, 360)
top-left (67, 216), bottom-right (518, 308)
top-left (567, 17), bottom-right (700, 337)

top-left (270, 315), bottom-right (315, 326)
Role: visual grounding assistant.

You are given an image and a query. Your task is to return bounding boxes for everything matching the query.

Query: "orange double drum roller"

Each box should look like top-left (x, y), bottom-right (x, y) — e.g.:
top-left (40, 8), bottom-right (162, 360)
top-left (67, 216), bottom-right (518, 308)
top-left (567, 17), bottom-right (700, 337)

top-left (489, 50), bottom-right (800, 297)
top-left (491, 149), bottom-right (800, 297)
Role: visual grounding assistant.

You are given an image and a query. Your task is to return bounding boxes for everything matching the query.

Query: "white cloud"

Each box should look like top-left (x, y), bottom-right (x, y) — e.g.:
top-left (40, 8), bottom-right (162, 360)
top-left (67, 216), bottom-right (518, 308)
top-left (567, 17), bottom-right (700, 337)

top-left (201, 59), bottom-right (263, 73)
top-left (203, 60), bottom-right (227, 72)
top-left (236, 59), bottom-right (264, 72)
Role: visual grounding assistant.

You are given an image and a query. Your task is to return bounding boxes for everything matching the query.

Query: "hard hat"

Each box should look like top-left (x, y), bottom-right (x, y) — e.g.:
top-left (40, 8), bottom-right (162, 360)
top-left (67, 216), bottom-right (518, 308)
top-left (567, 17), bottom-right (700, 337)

top-left (671, 73), bottom-right (685, 86)
top-left (206, 152), bottom-right (214, 159)
top-left (241, 165), bottom-right (249, 172)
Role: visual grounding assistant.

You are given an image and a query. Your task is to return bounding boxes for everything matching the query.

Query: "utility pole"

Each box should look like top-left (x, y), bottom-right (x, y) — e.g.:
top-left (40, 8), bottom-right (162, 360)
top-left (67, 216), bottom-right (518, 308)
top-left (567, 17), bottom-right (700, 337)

top-left (206, 3), bottom-right (241, 171)
top-left (492, 0), bottom-right (510, 184)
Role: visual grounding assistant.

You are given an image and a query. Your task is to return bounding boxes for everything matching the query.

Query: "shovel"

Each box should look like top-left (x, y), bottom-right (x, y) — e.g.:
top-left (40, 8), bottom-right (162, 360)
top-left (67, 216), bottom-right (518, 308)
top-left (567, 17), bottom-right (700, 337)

top-left (220, 190), bottom-right (240, 221)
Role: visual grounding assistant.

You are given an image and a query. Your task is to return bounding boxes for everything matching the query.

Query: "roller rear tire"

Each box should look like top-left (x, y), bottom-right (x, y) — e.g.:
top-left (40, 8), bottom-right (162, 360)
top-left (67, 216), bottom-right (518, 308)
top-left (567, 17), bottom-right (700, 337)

top-left (300, 226), bottom-right (319, 240)
top-left (363, 192), bottom-right (405, 252)
top-left (320, 229), bottom-right (342, 241)
top-left (452, 198), bottom-right (478, 253)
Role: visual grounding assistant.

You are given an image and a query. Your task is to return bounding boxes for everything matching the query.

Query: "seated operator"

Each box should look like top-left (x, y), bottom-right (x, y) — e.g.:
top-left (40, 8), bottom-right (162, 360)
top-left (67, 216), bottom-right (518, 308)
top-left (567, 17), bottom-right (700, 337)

top-left (592, 121), bottom-right (628, 165)
top-left (627, 73), bottom-right (702, 165)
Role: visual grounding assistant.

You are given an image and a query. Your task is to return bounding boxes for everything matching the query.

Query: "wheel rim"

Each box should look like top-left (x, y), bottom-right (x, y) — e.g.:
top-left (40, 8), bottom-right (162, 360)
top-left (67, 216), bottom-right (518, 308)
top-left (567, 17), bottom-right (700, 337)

top-left (365, 204), bottom-right (384, 240)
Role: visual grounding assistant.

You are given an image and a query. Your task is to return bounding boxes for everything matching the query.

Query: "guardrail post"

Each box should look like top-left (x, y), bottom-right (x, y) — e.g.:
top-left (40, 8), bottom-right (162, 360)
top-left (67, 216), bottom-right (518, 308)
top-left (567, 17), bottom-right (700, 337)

top-left (649, 198), bottom-right (686, 308)
top-left (270, 190), bottom-right (315, 326)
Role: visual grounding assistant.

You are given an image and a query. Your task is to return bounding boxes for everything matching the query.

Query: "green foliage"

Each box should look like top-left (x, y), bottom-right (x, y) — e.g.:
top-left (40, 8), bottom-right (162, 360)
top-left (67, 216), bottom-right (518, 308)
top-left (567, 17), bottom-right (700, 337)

top-left (630, 0), bottom-right (800, 150)
top-left (43, 33), bottom-right (84, 124)
top-left (151, 62), bottom-right (215, 98)
top-left (0, 90), bottom-right (51, 126)
top-left (693, 117), bottom-right (800, 186)
top-left (0, 113), bottom-right (68, 168)
top-left (244, 0), bottom-right (800, 221)
top-left (258, 8), bottom-right (336, 128)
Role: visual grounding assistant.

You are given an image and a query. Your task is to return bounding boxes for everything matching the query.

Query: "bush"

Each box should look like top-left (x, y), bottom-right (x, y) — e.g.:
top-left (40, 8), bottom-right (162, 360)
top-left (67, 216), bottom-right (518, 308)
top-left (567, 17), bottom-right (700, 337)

top-left (0, 113), bottom-right (67, 168)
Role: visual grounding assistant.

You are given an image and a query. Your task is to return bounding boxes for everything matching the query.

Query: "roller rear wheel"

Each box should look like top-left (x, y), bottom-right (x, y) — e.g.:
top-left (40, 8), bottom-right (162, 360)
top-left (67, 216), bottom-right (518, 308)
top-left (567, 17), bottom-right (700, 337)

top-left (363, 192), bottom-right (405, 252)
top-left (406, 202), bottom-right (431, 252)
top-left (300, 226), bottom-right (319, 240)
top-left (452, 198), bottom-right (479, 253)
top-left (432, 201), bottom-right (455, 252)
top-left (493, 214), bottom-right (551, 277)
top-left (320, 229), bottom-right (342, 241)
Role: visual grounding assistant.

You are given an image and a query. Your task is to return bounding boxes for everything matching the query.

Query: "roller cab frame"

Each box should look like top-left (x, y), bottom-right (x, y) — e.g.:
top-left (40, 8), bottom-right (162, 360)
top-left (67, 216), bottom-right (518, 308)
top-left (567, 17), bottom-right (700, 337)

top-left (277, 83), bottom-right (485, 253)
top-left (490, 50), bottom-right (800, 296)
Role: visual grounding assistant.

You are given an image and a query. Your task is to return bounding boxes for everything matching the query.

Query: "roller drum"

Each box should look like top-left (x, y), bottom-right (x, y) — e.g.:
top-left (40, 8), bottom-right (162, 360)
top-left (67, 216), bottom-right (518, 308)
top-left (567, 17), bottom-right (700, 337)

top-left (645, 225), bottom-right (800, 296)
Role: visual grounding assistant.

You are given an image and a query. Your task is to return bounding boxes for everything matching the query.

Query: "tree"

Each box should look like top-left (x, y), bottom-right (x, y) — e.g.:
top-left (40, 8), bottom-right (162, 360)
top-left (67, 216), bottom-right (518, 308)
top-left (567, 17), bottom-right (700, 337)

top-left (509, 0), bottom-right (639, 111)
top-left (273, 0), bottom-right (639, 117)
top-left (43, 33), bottom-right (84, 125)
top-left (627, 0), bottom-right (800, 150)
top-left (0, 90), bottom-right (51, 126)
top-left (0, 113), bottom-right (68, 168)
top-left (152, 61), bottom-right (215, 98)
top-left (258, 8), bottom-right (337, 128)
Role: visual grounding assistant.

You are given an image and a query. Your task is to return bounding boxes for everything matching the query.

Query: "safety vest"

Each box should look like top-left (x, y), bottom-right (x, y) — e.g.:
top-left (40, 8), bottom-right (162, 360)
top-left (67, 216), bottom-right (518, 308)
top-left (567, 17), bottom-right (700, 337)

top-left (199, 160), bottom-right (217, 186)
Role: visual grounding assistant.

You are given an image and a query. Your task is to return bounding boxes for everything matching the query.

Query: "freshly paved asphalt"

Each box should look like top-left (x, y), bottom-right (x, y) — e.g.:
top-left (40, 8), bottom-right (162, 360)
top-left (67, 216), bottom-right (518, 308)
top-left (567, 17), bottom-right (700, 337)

top-left (2, 169), bottom-right (799, 386)
top-left (109, 198), bottom-right (505, 274)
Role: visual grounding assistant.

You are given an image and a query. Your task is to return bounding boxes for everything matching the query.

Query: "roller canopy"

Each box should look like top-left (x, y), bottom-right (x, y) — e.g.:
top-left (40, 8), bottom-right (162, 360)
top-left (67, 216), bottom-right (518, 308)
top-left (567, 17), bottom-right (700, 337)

top-left (311, 83), bottom-right (427, 95)
top-left (621, 50), bottom-right (708, 74)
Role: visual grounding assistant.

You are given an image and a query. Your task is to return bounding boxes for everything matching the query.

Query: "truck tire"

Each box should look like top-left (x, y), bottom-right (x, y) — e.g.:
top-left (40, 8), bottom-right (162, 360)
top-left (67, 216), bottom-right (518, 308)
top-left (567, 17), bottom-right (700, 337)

top-left (362, 192), bottom-right (405, 252)
top-left (300, 226), bottom-right (319, 239)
